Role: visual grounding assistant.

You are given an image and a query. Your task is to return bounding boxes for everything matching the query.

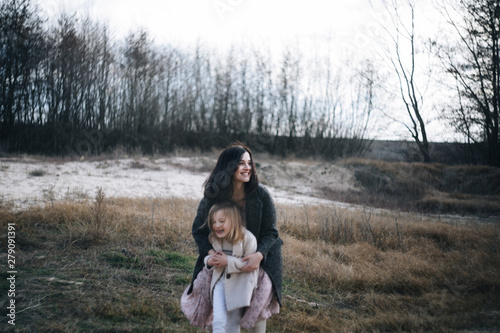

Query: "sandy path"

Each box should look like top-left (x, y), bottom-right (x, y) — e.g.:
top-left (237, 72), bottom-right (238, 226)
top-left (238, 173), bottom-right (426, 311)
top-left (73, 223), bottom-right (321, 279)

top-left (0, 156), bottom-right (340, 209)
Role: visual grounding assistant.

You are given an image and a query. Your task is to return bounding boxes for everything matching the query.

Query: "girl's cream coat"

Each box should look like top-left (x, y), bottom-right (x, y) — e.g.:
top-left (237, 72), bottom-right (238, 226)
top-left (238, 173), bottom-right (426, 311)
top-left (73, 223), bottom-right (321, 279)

top-left (204, 229), bottom-right (258, 311)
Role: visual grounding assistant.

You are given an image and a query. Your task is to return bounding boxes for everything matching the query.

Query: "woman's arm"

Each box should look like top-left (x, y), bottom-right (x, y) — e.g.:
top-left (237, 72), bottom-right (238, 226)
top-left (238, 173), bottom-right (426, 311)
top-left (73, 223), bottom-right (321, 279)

top-left (241, 187), bottom-right (278, 271)
top-left (255, 186), bottom-right (279, 261)
top-left (226, 231), bottom-right (258, 273)
top-left (192, 198), bottom-right (213, 257)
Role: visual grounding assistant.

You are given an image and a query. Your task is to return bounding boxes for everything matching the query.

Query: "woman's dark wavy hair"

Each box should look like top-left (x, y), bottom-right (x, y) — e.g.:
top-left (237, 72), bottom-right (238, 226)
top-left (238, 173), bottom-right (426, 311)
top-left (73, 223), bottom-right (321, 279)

top-left (203, 142), bottom-right (259, 202)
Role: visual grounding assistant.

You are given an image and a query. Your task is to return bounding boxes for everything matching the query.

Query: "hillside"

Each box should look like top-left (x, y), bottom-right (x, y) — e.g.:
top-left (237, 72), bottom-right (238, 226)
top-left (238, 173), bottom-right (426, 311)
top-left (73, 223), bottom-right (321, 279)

top-left (1, 154), bottom-right (499, 217)
top-left (1, 154), bottom-right (499, 332)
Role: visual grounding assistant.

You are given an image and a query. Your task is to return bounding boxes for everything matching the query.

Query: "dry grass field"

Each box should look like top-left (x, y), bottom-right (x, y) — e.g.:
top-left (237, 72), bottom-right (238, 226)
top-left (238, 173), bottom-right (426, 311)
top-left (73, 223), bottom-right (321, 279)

top-left (1, 157), bottom-right (499, 332)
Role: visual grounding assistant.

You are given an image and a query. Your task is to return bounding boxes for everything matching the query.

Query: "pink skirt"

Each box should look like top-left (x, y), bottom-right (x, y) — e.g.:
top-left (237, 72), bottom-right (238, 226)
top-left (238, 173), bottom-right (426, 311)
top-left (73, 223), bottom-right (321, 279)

top-left (180, 267), bottom-right (280, 329)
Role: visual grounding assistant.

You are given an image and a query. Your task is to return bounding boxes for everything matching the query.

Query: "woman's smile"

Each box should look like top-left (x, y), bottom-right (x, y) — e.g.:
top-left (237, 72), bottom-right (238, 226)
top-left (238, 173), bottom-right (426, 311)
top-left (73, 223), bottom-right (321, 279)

top-left (233, 152), bottom-right (252, 184)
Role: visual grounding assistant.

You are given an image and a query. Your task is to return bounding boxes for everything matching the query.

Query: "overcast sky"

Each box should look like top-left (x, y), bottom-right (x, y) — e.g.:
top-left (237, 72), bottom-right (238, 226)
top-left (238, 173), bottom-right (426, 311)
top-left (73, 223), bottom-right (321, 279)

top-left (37, 0), bottom-right (443, 53)
top-left (39, 0), bottom-right (366, 44)
top-left (36, 0), bottom-right (453, 141)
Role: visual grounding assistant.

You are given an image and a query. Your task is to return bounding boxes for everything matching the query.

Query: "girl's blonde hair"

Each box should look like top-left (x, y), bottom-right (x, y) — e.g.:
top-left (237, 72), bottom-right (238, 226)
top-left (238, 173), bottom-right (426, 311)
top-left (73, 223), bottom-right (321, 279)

top-left (207, 201), bottom-right (245, 244)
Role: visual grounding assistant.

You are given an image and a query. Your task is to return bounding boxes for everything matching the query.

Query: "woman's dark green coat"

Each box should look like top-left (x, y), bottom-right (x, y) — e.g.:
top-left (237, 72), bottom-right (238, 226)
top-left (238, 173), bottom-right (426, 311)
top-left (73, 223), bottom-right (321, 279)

top-left (189, 185), bottom-right (283, 306)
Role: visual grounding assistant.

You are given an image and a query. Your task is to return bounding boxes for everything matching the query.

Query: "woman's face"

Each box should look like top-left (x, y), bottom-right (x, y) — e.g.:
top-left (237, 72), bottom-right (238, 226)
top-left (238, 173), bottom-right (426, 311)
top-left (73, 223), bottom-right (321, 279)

top-left (232, 151), bottom-right (252, 184)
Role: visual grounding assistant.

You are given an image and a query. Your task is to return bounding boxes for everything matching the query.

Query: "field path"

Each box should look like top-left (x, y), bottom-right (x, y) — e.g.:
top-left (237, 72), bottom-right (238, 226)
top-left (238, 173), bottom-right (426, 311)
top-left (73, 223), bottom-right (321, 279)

top-left (0, 156), bottom-right (350, 209)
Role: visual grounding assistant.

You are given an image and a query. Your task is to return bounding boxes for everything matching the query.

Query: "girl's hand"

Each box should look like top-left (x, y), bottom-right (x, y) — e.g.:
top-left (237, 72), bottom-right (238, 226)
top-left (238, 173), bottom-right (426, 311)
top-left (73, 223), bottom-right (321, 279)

top-left (209, 252), bottom-right (228, 268)
top-left (207, 255), bottom-right (216, 267)
top-left (207, 249), bottom-right (217, 266)
top-left (215, 252), bottom-right (228, 267)
top-left (241, 252), bottom-right (263, 272)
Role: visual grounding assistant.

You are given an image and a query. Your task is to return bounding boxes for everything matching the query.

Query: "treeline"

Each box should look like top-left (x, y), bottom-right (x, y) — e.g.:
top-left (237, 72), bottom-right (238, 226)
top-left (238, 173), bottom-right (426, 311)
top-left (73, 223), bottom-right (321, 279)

top-left (2, 0), bottom-right (498, 165)
top-left (0, 0), bottom-right (376, 159)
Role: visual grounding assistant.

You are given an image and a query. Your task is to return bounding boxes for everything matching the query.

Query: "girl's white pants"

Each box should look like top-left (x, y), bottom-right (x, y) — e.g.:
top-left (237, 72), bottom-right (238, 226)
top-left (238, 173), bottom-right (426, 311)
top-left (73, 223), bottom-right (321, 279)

top-left (212, 278), bottom-right (243, 333)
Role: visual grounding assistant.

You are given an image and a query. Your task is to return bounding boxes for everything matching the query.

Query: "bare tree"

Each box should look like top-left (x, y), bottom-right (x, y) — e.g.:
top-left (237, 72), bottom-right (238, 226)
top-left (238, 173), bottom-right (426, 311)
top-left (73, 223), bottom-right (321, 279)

top-left (0, 0), bottom-right (44, 132)
top-left (212, 52), bottom-right (233, 140)
top-left (121, 30), bottom-right (161, 142)
top-left (373, 0), bottom-right (432, 162)
top-left (345, 59), bottom-right (379, 154)
top-left (436, 0), bottom-right (500, 166)
top-left (278, 47), bottom-right (301, 153)
top-left (251, 48), bottom-right (275, 142)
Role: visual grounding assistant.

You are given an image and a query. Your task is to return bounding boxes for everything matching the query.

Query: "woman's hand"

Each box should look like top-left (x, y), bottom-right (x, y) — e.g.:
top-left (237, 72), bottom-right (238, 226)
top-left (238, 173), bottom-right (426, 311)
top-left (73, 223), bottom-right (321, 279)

top-left (241, 252), bottom-right (263, 272)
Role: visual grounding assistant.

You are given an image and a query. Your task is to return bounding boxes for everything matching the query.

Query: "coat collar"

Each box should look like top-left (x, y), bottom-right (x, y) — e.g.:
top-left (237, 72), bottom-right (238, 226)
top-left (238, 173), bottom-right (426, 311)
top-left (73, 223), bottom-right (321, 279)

top-left (211, 235), bottom-right (244, 257)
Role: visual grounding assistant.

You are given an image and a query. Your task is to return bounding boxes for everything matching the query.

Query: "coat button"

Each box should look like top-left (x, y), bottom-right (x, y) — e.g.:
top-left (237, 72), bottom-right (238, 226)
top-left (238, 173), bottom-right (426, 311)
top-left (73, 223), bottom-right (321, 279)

top-left (226, 274), bottom-right (231, 279)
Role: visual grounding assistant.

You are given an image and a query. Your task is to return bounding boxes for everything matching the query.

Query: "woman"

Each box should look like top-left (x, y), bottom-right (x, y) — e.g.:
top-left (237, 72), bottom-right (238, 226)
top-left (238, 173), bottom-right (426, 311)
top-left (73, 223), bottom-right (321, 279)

top-left (189, 143), bottom-right (282, 332)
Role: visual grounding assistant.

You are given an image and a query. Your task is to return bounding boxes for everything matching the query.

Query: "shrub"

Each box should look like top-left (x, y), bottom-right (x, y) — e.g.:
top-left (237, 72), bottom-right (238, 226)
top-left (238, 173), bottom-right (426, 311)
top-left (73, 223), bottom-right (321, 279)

top-left (29, 168), bottom-right (46, 177)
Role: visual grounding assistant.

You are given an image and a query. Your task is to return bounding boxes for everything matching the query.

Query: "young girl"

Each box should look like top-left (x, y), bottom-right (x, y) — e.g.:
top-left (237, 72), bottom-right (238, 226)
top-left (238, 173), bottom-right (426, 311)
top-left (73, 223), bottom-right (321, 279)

top-left (182, 201), bottom-right (259, 332)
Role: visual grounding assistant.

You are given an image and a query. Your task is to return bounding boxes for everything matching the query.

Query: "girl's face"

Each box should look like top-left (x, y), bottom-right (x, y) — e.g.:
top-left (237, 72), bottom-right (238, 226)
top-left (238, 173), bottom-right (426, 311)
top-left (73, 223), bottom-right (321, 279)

top-left (232, 152), bottom-right (252, 184)
top-left (212, 209), bottom-right (232, 239)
